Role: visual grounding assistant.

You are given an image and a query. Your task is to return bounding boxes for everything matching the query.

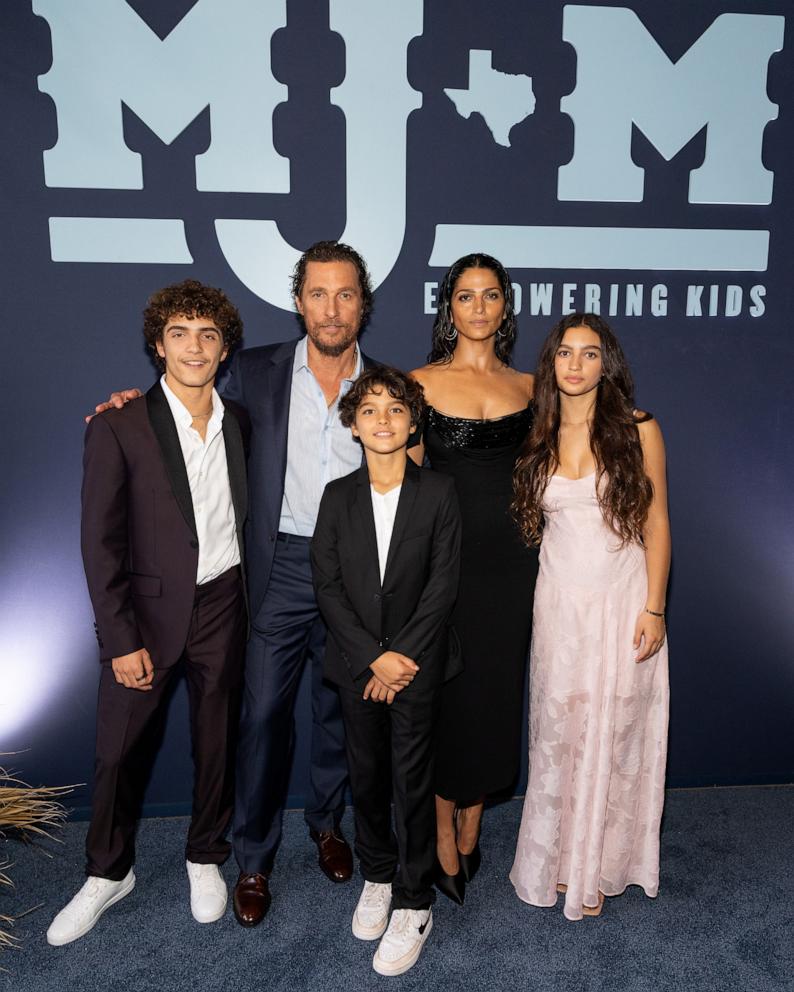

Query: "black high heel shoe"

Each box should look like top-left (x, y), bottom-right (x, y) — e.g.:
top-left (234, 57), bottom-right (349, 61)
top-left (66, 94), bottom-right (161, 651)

top-left (458, 839), bottom-right (481, 883)
top-left (454, 804), bottom-right (483, 883)
top-left (434, 857), bottom-right (465, 905)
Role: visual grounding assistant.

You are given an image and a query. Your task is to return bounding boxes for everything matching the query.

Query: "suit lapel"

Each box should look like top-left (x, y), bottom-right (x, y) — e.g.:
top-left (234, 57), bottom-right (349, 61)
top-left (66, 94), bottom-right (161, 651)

top-left (221, 404), bottom-right (247, 534)
top-left (146, 382), bottom-right (198, 540)
top-left (382, 460), bottom-right (420, 584)
top-left (267, 340), bottom-right (295, 477)
top-left (352, 465), bottom-right (381, 588)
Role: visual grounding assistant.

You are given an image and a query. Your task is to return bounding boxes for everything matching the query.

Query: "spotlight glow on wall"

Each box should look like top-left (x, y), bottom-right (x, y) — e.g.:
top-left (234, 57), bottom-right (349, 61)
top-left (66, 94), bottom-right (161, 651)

top-left (0, 625), bottom-right (67, 743)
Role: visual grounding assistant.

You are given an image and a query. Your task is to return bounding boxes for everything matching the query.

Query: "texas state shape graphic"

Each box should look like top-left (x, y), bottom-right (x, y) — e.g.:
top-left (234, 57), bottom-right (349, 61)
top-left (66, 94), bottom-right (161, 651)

top-left (444, 49), bottom-right (535, 148)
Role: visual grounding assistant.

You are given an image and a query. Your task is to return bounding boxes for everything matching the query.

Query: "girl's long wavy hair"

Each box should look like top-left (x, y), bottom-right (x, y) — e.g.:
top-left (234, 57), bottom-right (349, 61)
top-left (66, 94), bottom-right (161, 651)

top-left (512, 313), bottom-right (653, 547)
top-left (428, 253), bottom-right (518, 365)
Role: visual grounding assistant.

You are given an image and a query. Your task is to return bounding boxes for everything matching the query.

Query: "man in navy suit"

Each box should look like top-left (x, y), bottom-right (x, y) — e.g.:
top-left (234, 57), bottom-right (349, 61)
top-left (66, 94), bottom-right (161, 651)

top-left (224, 241), bottom-right (379, 926)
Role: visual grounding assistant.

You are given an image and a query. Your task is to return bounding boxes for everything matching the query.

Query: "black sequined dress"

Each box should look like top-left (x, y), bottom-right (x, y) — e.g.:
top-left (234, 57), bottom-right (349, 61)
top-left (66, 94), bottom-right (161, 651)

top-left (425, 405), bottom-right (539, 802)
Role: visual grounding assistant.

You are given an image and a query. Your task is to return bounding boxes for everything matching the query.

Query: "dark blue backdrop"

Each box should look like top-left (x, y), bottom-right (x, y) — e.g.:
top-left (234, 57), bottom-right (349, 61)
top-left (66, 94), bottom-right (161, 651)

top-left (1, 0), bottom-right (792, 817)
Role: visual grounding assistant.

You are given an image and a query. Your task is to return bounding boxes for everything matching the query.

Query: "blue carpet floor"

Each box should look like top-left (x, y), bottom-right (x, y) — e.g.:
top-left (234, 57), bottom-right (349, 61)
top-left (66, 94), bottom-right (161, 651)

top-left (3, 786), bottom-right (792, 992)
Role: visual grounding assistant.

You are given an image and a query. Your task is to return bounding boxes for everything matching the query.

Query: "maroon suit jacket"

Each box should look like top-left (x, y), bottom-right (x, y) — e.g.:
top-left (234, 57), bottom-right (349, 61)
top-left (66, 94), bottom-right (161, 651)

top-left (81, 382), bottom-right (248, 668)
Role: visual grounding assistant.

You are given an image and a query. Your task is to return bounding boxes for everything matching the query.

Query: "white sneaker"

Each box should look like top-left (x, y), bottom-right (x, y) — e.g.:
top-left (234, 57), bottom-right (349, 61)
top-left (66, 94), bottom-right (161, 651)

top-left (352, 881), bottom-right (392, 940)
top-left (186, 861), bottom-right (227, 923)
top-left (46, 870), bottom-right (135, 946)
top-left (373, 908), bottom-right (433, 976)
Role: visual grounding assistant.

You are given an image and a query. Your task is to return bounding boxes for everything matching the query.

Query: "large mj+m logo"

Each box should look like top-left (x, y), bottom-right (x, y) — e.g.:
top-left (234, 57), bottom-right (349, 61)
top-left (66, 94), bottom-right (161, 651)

top-left (35, 1), bottom-right (784, 311)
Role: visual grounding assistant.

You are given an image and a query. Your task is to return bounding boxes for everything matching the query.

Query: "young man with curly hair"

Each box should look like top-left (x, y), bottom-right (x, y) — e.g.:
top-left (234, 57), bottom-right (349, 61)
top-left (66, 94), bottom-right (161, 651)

top-left (48, 281), bottom-right (249, 945)
top-left (311, 367), bottom-right (462, 976)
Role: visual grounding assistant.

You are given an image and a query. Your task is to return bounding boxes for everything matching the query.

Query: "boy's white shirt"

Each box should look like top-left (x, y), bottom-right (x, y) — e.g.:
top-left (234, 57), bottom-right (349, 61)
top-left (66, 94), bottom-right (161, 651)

top-left (370, 484), bottom-right (402, 584)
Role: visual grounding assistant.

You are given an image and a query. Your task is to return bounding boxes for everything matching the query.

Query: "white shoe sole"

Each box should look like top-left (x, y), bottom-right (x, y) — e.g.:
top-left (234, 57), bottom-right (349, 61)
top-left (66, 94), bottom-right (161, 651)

top-left (352, 911), bottom-right (389, 940)
top-left (372, 913), bottom-right (433, 976)
top-left (191, 890), bottom-right (228, 924)
top-left (46, 872), bottom-right (136, 946)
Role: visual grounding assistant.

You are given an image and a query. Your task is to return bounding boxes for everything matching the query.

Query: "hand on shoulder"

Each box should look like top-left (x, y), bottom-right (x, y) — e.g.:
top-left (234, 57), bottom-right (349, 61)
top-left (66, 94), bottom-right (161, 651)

top-left (85, 388), bottom-right (142, 423)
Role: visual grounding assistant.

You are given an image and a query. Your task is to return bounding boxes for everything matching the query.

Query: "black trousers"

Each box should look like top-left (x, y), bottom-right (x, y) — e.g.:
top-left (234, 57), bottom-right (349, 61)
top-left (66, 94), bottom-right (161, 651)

top-left (85, 567), bottom-right (245, 879)
top-left (339, 685), bottom-right (440, 909)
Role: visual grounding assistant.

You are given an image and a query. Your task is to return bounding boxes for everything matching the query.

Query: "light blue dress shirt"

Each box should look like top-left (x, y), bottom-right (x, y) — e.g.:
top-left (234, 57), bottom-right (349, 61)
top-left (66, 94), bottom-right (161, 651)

top-left (278, 335), bottom-right (363, 536)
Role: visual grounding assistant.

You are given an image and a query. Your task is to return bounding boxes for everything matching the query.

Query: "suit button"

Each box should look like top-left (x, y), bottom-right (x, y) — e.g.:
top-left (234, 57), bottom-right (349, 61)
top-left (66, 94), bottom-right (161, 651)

top-left (374, 594), bottom-right (381, 601)
top-left (190, 540), bottom-right (199, 549)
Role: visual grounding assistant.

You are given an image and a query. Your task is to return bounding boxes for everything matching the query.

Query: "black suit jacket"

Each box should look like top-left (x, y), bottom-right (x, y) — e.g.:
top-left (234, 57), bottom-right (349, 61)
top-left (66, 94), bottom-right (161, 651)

top-left (81, 382), bottom-right (248, 668)
top-left (221, 337), bottom-right (378, 615)
top-left (310, 459), bottom-right (462, 693)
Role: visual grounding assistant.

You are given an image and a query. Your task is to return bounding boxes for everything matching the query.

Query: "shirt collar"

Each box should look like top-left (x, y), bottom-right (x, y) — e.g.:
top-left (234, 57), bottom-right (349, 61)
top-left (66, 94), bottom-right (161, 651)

top-left (293, 334), bottom-right (362, 382)
top-left (160, 375), bottom-right (224, 429)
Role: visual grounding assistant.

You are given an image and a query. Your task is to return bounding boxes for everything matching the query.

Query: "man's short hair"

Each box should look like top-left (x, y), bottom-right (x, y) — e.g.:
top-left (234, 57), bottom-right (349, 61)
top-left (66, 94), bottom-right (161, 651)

top-left (339, 366), bottom-right (425, 430)
top-left (142, 279), bottom-right (243, 371)
top-left (291, 241), bottom-right (374, 324)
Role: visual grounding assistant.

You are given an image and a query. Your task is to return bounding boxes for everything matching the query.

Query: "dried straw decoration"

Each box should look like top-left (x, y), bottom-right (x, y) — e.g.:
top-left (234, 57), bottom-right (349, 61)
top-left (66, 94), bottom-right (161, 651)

top-left (0, 762), bottom-right (75, 957)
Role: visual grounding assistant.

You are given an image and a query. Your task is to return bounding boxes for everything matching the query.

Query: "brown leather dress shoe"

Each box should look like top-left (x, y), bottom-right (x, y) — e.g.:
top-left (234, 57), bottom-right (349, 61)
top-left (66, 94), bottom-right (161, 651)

top-left (309, 829), bottom-right (353, 883)
top-left (233, 872), bottom-right (271, 927)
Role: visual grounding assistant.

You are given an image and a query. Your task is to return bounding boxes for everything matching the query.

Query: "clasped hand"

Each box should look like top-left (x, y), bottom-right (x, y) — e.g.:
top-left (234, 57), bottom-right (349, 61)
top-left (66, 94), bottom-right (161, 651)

top-left (364, 650), bottom-right (419, 704)
top-left (112, 648), bottom-right (154, 690)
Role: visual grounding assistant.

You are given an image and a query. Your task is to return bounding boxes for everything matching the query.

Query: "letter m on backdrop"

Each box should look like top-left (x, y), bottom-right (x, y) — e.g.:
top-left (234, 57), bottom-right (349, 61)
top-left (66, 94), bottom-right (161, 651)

top-left (559, 6), bottom-right (784, 204)
top-left (35, 0), bottom-right (288, 192)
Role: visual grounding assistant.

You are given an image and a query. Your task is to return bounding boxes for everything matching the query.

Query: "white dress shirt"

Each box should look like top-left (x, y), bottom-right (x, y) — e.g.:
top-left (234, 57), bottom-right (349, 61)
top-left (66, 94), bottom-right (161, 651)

top-left (160, 376), bottom-right (240, 584)
top-left (370, 484), bottom-right (402, 584)
top-left (279, 336), bottom-right (363, 536)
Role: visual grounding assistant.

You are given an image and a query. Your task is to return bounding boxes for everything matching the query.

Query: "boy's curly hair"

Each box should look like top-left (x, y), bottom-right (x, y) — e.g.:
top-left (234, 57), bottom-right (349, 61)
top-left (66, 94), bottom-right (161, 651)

top-left (142, 279), bottom-right (243, 370)
top-left (339, 366), bottom-right (425, 430)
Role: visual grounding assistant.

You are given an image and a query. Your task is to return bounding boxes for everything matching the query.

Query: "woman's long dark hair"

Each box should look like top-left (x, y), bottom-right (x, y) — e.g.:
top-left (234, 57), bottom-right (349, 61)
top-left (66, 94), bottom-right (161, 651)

top-left (512, 313), bottom-right (653, 547)
top-left (428, 253), bottom-right (517, 365)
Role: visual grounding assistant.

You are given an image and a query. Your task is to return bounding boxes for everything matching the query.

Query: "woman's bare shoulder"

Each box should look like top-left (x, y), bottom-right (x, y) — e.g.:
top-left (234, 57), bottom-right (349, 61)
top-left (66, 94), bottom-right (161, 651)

top-left (507, 368), bottom-right (535, 398)
top-left (409, 363), bottom-right (443, 384)
top-left (636, 414), bottom-right (664, 446)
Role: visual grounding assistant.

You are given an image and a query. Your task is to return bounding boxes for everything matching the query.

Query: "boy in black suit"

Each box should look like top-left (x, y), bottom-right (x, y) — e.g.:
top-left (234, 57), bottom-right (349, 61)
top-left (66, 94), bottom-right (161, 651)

top-left (310, 367), bottom-right (461, 977)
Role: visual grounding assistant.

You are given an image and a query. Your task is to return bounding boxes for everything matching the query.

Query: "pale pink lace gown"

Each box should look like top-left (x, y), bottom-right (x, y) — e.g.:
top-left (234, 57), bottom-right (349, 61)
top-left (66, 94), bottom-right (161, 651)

top-left (510, 473), bottom-right (669, 921)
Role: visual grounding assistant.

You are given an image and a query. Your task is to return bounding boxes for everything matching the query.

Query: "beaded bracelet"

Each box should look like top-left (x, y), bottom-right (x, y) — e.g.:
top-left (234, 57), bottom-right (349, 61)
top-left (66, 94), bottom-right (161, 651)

top-left (644, 607), bottom-right (665, 618)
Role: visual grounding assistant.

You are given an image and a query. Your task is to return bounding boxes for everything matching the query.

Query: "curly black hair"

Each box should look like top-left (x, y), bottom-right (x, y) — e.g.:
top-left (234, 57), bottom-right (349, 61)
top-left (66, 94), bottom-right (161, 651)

top-left (339, 366), bottom-right (425, 431)
top-left (142, 279), bottom-right (243, 371)
top-left (291, 241), bottom-right (374, 325)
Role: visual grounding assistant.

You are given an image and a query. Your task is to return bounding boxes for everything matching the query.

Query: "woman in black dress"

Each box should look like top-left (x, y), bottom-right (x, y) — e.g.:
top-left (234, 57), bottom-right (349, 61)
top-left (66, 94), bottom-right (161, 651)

top-left (410, 254), bottom-right (538, 902)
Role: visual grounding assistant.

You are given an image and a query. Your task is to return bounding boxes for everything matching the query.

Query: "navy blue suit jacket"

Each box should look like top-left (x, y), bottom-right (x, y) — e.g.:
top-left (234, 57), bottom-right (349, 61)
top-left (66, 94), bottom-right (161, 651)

top-left (222, 337), bottom-right (377, 615)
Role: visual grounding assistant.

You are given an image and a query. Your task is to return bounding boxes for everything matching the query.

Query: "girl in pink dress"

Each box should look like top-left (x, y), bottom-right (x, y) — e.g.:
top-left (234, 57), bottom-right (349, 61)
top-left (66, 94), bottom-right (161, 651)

top-left (510, 313), bottom-right (670, 921)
